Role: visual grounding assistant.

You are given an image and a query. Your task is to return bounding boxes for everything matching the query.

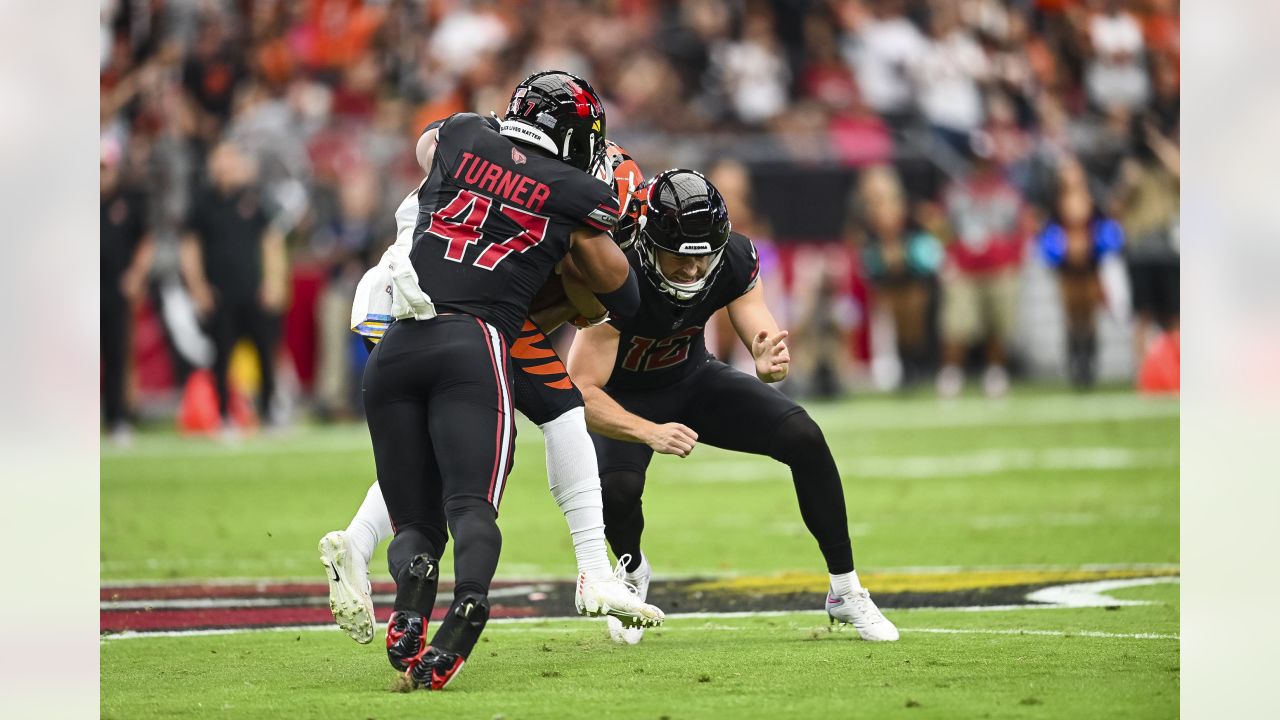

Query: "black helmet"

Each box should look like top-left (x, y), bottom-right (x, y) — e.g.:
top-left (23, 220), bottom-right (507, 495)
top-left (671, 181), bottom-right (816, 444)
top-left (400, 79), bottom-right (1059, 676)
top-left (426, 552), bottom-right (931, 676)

top-left (502, 70), bottom-right (606, 172)
top-left (632, 169), bottom-right (732, 305)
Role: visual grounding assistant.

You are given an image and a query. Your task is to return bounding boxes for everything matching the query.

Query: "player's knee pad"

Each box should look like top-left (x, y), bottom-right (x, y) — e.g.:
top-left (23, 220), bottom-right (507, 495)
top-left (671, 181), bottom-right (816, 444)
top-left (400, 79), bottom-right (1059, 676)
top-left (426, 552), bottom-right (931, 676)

top-left (768, 411), bottom-right (830, 467)
top-left (600, 470), bottom-right (645, 516)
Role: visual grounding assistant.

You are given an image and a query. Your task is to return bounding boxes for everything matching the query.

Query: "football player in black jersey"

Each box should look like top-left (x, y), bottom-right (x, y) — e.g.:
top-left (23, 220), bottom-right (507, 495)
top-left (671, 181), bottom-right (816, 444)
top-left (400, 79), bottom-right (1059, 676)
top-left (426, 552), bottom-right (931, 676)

top-left (363, 72), bottom-right (655, 691)
top-left (567, 169), bottom-right (900, 643)
top-left (318, 142), bottom-right (664, 649)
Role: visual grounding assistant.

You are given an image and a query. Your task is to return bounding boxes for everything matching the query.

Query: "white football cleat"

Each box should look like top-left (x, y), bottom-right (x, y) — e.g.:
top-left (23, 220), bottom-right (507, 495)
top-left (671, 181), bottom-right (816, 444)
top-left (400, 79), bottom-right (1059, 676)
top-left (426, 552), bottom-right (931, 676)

top-left (826, 586), bottom-right (899, 641)
top-left (319, 531), bottom-right (375, 644)
top-left (603, 554), bottom-right (653, 645)
top-left (576, 553), bottom-right (661, 640)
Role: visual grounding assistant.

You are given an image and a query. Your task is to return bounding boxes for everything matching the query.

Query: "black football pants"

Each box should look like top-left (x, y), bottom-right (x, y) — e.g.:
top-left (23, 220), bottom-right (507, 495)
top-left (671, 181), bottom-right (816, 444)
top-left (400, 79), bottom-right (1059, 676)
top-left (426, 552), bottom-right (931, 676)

top-left (593, 359), bottom-right (855, 575)
top-left (363, 315), bottom-right (515, 606)
top-left (208, 297), bottom-right (279, 423)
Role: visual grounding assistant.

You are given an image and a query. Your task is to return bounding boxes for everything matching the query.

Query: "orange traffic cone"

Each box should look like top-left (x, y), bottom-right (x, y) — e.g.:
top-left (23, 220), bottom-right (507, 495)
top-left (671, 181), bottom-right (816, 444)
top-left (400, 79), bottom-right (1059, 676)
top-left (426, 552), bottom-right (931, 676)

top-left (177, 370), bottom-right (221, 435)
top-left (1137, 330), bottom-right (1179, 394)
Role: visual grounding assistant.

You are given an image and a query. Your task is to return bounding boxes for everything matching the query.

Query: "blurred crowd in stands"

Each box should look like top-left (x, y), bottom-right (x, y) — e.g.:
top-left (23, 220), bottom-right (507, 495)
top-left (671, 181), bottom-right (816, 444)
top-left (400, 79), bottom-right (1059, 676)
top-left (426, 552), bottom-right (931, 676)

top-left (100, 0), bottom-right (1179, 437)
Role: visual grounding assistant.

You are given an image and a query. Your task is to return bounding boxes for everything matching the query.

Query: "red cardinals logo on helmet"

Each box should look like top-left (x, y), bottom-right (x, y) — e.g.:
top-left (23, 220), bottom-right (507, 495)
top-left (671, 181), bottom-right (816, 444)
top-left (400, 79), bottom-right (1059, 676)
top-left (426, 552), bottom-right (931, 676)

top-left (564, 79), bottom-right (603, 119)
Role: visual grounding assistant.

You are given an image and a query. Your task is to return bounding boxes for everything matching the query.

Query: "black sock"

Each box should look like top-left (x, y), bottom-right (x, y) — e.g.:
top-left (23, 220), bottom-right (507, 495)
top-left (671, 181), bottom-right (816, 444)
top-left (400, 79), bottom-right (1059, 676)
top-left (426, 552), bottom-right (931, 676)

top-left (601, 470), bottom-right (647, 573)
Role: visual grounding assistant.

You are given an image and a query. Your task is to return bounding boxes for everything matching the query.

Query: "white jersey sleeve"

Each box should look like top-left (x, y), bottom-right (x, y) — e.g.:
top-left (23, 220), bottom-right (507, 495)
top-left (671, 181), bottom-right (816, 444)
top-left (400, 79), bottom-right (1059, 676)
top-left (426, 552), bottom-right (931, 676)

top-left (350, 182), bottom-right (436, 340)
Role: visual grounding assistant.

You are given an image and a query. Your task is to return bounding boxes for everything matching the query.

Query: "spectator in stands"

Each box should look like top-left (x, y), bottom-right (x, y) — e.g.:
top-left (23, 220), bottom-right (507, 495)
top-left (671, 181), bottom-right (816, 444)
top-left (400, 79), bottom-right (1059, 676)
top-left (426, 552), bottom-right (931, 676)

top-left (914, 1), bottom-right (989, 153)
top-left (709, 7), bottom-right (790, 126)
top-left (706, 158), bottom-right (782, 367)
top-left (101, 137), bottom-right (154, 444)
top-left (802, 13), bottom-right (895, 167)
top-left (182, 13), bottom-right (245, 146)
top-left (1112, 117), bottom-right (1179, 362)
top-left (313, 167), bottom-right (382, 420)
top-left (180, 142), bottom-right (288, 433)
top-left (934, 131), bottom-right (1033, 398)
top-left (839, 0), bottom-right (928, 128)
top-left (1036, 159), bottom-right (1124, 387)
top-left (1084, 0), bottom-right (1150, 112)
top-left (851, 165), bottom-right (943, 389)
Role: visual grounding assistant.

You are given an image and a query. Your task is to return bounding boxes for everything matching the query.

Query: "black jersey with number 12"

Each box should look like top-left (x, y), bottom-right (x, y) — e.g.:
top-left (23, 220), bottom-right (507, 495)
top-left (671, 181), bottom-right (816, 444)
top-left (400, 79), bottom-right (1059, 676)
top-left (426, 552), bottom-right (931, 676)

top-left (409, 112), bottom-right (619, 341)
top-left (605, 231), bottom-right (761, 391)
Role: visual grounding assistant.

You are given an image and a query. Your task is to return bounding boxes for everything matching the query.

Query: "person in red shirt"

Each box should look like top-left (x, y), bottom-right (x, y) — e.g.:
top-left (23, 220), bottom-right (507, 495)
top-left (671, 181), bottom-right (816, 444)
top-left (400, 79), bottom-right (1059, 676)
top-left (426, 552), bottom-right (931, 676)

top-left (934, 131), bottom-right (1034, 398)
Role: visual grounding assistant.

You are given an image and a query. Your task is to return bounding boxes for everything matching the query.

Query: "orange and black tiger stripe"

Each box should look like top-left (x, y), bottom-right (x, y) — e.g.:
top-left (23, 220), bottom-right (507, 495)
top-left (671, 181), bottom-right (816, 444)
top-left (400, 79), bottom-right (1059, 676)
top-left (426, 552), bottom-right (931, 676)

top-left (511, 320), bottom-right (574, 390)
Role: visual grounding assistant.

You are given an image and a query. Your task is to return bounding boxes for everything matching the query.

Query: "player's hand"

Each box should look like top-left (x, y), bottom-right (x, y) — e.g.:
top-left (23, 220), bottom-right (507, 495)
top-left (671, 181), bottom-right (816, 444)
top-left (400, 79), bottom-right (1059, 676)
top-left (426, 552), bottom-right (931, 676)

top-left (752, 329), bottom-right (790, 383)
top-left (645, 422), bottom-right (698, 458)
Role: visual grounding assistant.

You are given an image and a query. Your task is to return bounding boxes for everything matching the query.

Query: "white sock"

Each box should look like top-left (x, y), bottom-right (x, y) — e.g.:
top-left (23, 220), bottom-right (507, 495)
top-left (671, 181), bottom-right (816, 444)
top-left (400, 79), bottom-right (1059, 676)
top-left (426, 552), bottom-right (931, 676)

top-left (830, 571), bottom-right (862, 597)
top-left (541, 407), bottom-right (612, 578)
top-left (345, 481), bottom-right (393, 566)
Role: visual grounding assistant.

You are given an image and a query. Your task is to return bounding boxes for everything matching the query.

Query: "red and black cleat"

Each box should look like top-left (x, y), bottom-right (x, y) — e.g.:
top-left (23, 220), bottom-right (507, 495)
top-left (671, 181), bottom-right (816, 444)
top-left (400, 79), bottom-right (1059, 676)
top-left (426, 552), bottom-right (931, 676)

top-left (406, 646), bottom-right (466, 691)
top-left (385, 611), bottom-right (427, 671)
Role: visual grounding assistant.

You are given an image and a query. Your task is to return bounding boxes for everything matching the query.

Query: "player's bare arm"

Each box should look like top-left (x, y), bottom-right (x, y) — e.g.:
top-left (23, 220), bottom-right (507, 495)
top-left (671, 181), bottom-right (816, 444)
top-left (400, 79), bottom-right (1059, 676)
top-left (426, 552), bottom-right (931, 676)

top-left (727, 279), bottom-right (791, 383)
top-left (120, 231), bottom-right (155, 303)
top-left (260, 226), bottom-right (288, 312)
top-left (567, 322), bottom-right (699, 457)
top-left (568, 227), bottom-right (640, 318)
top-left (528, 256), bottom-right (609, 335)
top-left (415, 126), bottom-right (440, 175)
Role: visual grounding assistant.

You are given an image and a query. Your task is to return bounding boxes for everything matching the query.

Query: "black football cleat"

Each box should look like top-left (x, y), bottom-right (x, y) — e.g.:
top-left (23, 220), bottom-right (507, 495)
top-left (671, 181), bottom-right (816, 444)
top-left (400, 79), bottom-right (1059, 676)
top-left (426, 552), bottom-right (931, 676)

top-left (405, 646), bottom-right (466, 691)
top-left (385, 611), bottom-right (427, 671)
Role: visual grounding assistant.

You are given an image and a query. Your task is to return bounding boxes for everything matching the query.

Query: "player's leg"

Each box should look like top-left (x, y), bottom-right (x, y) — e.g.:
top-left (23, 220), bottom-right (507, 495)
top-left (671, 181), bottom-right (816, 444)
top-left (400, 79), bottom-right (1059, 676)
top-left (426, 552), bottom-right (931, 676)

top-left (362, 325), bottom-right (450, 669)
top-left (101, 296), bottom-right (129, 436)
top-left (510, 320), bottom-right (664, 627)
top-left (207, 300), bottom-right (239, 427)
top-left (593, 422), bottom-right (658, 644)
top-left (683, 361), bottom-right (898, 641)
top-left (510, 320), bottom-right (610, 576)
top-left (401, 317), bottom-right (513, 691)
top-left (247, 301), bottom-right (281, 424)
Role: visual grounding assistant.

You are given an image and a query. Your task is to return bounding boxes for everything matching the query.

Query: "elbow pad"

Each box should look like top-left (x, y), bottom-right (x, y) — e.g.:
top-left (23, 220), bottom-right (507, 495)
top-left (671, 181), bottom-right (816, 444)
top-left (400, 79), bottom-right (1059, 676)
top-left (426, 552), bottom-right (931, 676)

top-left (596, 267), bottom-right (640, 320)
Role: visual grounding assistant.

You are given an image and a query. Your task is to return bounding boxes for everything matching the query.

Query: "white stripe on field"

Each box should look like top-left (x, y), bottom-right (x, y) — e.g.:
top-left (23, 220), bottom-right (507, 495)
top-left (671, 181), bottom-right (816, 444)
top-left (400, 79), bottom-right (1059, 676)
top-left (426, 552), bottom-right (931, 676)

top-left (102, 583), bottom-right (552, 611)
top-left (101, 394), bottom-right (1177, 460)
top-left (672, 447), bottom-right (1176, 483)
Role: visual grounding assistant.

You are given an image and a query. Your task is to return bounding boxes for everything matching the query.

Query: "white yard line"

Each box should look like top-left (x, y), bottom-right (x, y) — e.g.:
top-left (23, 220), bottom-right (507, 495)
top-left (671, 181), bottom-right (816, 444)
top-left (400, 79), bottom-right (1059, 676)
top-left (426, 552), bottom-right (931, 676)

top-left (676, 447), bottom-right (1177, 483)
top-left (102, 394), bottom-right (1178, 460)
top-left (102, 584), bottom-right (550, 610)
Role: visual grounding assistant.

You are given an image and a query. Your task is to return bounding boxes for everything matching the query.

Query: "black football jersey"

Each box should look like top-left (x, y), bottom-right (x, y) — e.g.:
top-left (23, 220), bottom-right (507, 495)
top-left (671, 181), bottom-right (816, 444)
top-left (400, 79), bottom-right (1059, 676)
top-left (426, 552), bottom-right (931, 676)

top-left (605, 231), bottom-right (761, 391)
top-left (409, 113), bottom-right (619, 341)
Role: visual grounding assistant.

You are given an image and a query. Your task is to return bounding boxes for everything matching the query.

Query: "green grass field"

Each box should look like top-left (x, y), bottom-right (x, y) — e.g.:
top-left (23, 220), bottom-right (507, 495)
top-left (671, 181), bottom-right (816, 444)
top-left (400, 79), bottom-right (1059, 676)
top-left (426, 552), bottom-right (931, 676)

top-left (101, 389), bottom-right (1179, 718)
